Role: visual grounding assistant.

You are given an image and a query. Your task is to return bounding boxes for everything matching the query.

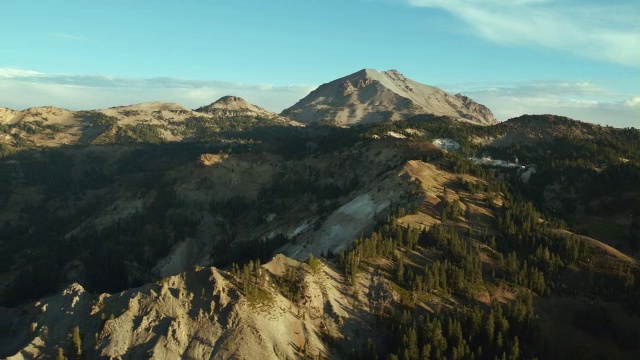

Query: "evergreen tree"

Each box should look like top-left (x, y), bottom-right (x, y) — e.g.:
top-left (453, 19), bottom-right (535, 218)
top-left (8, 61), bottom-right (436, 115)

top-left (56, 347), bottom-right (67, 360)
top-left (71, 326), bottom-right (82, 360)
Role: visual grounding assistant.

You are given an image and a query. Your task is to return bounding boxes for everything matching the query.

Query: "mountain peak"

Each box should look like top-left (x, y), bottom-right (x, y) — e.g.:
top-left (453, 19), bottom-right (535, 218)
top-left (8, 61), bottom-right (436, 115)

top-left (346, 69), bottom-right (409, 84)
top-left (195, 96), bottom-right (274, 118)
top-left (212, 95), bottom-right (252, 106)
top-left (352, 68), bottom-right (381, 79)
top-left (282, 69), bottom-right (497, 126)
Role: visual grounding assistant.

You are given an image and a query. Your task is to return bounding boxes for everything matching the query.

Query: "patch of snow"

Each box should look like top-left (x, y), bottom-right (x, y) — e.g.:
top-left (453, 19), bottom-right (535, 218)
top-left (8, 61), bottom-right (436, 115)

top-left (386, 131), bottom-right (406, 139)
top-left (404, 128), bottom-right (423, 136)
top-left (469, 156), bottom-right (524, 169)
top-left (520, 166), bottom-right (537, 184)
top-left (264, 217), bottom-right (315, 241)
top-left (432, 138), bottom-right (460, 151)
top-left (291, 218), bottom-right (313, 237)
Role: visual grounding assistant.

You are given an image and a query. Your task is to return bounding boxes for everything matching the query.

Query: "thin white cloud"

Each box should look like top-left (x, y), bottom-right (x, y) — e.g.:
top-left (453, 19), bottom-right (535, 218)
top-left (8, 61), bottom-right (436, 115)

top-left (626, 97), bottom-right (640, 108)
top-left (406, 0), bottom-right (640, 66)
top-left (0, 68), bottom-right (316, 113)
top-left (1, 68), bottom-right (636, 128)
top-left (48, 33), bottom-right (90, 41)
top-left (0, 68), bottom-right (42, 78)
top-left (443, 81), bottom-right (640, 128)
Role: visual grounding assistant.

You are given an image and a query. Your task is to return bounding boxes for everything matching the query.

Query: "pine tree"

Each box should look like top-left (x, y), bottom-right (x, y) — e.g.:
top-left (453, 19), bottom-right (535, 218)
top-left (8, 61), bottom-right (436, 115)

top-left (509, 336), bottom-right (520, 360)
top-left (308, 255), bottom-right (321, 275)
top-left (396, 257), bottom-right (405, 284)
top-left (420, 344), bottom-right (431, 360)
top-left (71, 326), bottom-right (82, 359)
top-left (56, 347), bottom-right (67, 360)
top-left (485, 311), bottom-right (495, 343)
top-left (495, 331), bottom-right (503, 350)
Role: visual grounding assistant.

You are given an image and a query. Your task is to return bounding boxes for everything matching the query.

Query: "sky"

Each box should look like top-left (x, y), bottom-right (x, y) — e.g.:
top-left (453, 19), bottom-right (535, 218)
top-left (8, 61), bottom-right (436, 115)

top-left (1, 0), bottom-right (638, 127)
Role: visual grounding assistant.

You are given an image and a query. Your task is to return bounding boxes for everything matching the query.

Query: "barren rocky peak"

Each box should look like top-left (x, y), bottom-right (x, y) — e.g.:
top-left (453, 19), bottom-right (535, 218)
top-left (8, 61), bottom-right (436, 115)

top-left (195, 95), bottom-right (274, 117)
top-left (282, 68), bottom-right (497, 126)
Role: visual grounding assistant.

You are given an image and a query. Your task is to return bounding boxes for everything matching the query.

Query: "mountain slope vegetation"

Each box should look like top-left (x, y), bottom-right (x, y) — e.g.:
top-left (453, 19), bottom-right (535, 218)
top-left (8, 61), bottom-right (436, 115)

top-left (1, 76), bottom-right (639, 359)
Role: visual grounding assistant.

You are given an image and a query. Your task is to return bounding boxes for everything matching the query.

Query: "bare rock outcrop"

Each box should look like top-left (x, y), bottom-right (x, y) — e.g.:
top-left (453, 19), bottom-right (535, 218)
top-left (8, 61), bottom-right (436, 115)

top-left (3, 258), bottom-right (366, 360)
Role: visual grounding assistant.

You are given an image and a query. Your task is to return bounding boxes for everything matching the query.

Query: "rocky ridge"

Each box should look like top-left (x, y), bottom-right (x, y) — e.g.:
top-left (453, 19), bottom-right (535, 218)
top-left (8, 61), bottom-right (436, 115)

top-left (3, 257), bottom-right (373, 360)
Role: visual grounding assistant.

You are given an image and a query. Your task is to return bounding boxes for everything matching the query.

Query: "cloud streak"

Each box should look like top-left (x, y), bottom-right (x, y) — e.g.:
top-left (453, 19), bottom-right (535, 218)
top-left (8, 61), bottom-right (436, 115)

top-left (48, 33), bottom-right (90, 41)
top-left (0, 68), bottom-right (637, 128)
top-left (443, 81), bottom-right (640, 128)
top-left (406, 0), bottom-right (640, 66)
top-left (0, 68), bottom-right (316, 113)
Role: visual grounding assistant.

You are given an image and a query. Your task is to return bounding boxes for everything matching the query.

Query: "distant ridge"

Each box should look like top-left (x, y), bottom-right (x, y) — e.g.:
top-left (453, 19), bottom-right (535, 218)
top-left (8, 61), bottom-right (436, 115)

top-left (282, 69), bottom-right (497, 126)
top-left (0, 96), bottom-right (301, 148)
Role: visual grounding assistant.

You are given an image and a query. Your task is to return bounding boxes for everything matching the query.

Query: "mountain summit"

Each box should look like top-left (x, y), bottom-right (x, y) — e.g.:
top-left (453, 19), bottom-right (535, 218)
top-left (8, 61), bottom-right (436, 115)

top-left (195, 96), bottom-right (277, 118)
top-left (282, 69), bottom-right (497, 126)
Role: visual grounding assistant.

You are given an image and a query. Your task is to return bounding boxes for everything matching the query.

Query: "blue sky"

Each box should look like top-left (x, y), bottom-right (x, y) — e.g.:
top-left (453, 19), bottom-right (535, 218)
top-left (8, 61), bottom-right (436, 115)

top-left (1, 0), bottom-right (638, 127)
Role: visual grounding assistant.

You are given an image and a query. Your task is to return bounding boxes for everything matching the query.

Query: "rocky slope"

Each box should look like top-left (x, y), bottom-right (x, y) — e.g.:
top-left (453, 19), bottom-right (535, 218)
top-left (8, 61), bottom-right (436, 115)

top-left (281, 69), bottom-right (497, 126)
top-left (2, 257), bottom-right (364, 359)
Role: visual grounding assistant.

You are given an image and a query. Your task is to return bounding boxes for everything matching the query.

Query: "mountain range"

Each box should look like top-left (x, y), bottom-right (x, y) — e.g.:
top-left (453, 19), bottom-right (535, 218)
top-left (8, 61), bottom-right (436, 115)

top-left (1, 70), bottom-right (639, 360)
top-left (0, 69), bottom-right (495, 150)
